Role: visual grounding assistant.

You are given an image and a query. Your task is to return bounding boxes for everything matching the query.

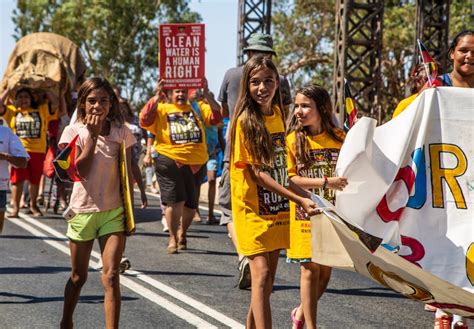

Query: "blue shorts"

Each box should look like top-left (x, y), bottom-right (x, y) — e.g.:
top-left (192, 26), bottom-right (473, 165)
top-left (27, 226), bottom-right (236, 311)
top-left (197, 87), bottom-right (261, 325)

top-left (0, 190), bottom-right (6, 211)
top-left (206, 154), bottom-right (218, 172)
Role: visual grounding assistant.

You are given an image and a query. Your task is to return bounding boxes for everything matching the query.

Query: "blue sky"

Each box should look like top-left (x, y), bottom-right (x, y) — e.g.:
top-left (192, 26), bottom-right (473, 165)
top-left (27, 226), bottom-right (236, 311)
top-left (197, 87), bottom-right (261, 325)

top-left (0, 0), bottom-right (237, 98)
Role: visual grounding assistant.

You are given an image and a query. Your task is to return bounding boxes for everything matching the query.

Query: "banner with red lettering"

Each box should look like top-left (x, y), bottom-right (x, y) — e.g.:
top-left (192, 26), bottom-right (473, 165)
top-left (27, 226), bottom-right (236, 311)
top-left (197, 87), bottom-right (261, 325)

top-left (312, 87), bottom-right (474, 315)
top-left (159, 23), bottom-right (205, 89)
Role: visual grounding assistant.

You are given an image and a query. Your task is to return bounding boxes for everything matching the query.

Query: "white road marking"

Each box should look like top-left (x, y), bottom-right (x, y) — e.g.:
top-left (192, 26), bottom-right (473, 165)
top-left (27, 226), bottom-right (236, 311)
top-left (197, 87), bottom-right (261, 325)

top-left (8, 211), bottom-right (244, 329)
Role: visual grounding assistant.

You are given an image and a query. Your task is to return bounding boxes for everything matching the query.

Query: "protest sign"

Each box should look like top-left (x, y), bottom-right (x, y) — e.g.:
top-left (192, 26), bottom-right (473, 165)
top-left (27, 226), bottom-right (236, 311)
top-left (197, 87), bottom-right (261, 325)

top-left (159, 23), bottom-right (205, 89)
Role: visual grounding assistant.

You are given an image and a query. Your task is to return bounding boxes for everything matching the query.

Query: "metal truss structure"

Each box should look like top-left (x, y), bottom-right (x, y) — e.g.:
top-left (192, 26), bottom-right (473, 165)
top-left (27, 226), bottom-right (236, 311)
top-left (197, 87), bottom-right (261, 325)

top-left (237, 0), bottom-right (272, 66)
top-left (236, 0), bottom-right (451, 123)
top-left (332, 0), bottom-right (384, 123)
top-left (415, 0), bottom-right (450, 73)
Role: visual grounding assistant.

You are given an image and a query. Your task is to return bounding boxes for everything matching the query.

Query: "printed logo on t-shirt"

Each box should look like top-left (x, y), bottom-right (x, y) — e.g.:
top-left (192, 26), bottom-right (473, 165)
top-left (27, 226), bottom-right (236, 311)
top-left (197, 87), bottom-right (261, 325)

top-left (167, 111), bottom-right (202, 144)
top-left (257, 132), bottom-right (290, 216)
top-left (15, 112), bottom-right (42, 139)
top-left (295, 148), bottom-right (340, 220)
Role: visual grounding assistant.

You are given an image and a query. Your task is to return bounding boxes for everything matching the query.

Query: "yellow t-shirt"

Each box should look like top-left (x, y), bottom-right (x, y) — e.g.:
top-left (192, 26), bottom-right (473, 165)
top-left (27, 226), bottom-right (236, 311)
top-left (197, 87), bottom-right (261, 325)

top-left (231, 108), bottom-right (290, 256)
top-left (286, 130), bottom-right (343, 259)
top-left (2, 103), bottom-right (58, 153)
top-left (392, 93), bottom-right (418, 118)
top-left (141, 102), bottom-right (211, 165)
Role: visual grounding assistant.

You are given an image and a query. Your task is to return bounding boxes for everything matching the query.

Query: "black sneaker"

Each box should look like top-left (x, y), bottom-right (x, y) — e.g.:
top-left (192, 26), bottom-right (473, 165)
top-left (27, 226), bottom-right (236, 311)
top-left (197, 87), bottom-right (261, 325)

top-left (237, 257), bottom-right (251, 289)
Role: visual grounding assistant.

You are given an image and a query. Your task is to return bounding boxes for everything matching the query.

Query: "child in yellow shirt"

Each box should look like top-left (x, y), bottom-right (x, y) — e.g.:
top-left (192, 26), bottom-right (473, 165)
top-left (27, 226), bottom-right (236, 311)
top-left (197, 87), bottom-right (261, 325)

top-left (286, 85), bottom-right (348, 329)
top-left (229, 55), bottom-right (318, 328)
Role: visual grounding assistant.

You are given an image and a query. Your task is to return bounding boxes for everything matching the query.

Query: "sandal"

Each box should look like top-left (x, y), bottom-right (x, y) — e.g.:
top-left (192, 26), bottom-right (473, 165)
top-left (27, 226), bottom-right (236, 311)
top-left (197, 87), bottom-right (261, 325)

top-left (206, 215), bottom-right (219, 225)
top-left (434, 315), bottom-right (452, 329)
top-left (7, 211), bottom-right (19, 219)
top-left (178, 239), bottom-right (187, 250)
top-left (291, 306), bottom-right (305, 329)
top-left (29, 208), bottom-right (44, 217)
top-left (167, 245), bottom-right (178, 254)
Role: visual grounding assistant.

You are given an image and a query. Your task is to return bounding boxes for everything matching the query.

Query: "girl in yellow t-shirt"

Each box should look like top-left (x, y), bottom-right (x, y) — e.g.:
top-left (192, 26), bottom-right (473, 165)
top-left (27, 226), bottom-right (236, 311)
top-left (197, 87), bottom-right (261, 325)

top-left (229, 55), bottom-right (318, 328)
top-left (286, 85), bottom-right (348, 329)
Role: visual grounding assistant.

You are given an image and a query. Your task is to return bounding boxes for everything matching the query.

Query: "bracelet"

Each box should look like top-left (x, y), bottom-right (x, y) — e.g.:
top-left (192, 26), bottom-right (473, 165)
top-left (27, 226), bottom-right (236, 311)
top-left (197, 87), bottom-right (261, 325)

top-left (322, 176), bottom-right (328, 190)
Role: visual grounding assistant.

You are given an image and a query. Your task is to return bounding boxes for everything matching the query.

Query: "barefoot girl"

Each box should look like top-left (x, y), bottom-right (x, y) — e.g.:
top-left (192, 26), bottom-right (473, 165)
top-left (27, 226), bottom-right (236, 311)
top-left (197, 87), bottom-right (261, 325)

top-left (59, 77), bottom-right (135, 328)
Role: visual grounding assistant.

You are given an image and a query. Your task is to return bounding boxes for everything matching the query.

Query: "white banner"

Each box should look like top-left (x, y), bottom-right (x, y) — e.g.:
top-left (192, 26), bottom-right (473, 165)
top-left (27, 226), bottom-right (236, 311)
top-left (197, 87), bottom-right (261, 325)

top-left (310, 88), bottom-right (474, 315)
top-left (311, 202), bottom-right (474, 317)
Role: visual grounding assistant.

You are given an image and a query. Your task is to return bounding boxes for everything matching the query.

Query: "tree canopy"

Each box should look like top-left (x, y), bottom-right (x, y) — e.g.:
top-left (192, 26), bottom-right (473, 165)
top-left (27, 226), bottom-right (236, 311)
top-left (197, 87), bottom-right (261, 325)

top-left (12, 0), bottom-right (201, 104)
top-left (272, 0), bottom-right (472, 121)
top-left (11, 0), bottom-right (471, 118)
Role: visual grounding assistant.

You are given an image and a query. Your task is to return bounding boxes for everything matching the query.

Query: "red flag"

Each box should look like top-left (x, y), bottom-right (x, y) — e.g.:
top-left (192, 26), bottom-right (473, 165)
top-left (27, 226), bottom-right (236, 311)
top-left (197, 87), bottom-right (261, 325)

top-left (344, 79), bottom-right (358, 129)
top-left (53, 134), bottom-right (82, 182)
top-left (417, 39), bottom-right (438, 86)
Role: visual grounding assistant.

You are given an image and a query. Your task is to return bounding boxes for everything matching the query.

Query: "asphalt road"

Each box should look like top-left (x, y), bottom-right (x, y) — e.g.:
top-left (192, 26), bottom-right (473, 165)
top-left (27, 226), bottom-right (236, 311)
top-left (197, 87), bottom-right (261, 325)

top-left (0, 189), bottom-right (454, 328)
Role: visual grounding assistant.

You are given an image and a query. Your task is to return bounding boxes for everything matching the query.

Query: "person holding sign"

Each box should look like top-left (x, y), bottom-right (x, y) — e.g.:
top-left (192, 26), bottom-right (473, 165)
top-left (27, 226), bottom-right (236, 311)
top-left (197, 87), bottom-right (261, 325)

top-left (139, 78), bottom-right (222, 254)
top-left (229, 55), bottom-right (318, 328)
top-left (59, 77), bottom-right (135, 329)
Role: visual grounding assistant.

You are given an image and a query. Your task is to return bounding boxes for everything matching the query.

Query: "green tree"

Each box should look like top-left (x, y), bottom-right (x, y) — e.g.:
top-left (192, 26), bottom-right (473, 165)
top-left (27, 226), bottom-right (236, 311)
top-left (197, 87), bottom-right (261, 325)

top-left (272, 0), bottom-right (335, 87)
top-left (12, 0), bottom-right (201, 105)
top-left (272, 0), bottom-right (472, 121)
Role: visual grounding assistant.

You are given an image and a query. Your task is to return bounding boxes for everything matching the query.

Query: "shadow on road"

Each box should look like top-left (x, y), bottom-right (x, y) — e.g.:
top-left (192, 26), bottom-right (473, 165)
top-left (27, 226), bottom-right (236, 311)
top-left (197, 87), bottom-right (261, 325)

top-left (0, 292), bottom-right (137, 304)
top-left (0, 266), bottom-right (70, 274)
top-left (326, 286), bottom-right (404, 298)
top-left (0, 235), bottom-right (66, 242)
top-left (132, 270), bottom-right (233, 278)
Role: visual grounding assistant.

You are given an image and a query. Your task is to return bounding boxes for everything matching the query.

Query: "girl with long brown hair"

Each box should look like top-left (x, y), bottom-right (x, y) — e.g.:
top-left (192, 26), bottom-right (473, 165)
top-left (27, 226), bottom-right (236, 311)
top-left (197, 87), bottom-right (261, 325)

top-left (229, 55), bottom-right (318, 328)
top-left (286, 85), bottom-right (348, 329)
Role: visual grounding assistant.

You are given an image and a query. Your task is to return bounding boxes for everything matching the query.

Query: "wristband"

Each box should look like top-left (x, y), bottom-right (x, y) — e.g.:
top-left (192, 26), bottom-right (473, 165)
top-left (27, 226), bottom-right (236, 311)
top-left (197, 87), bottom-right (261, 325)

top-left (322, 176), bottom-right (328, 190)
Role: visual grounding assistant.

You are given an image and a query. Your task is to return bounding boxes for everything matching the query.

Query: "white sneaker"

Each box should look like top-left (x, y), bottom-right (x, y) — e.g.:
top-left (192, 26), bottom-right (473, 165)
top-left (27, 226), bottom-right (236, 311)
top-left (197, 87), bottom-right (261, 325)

top-left (119, 257), bottom-right (131, 273)
top-left (162, 217), bottom-right (169, 232)
top-left (237, 257), bottom-right (251, 289)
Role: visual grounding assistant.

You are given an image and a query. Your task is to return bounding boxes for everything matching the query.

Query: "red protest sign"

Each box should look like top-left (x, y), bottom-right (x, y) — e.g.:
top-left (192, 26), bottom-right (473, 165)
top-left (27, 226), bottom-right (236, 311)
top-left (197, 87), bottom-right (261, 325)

top-left (159, 23), bottom-right (205, 89)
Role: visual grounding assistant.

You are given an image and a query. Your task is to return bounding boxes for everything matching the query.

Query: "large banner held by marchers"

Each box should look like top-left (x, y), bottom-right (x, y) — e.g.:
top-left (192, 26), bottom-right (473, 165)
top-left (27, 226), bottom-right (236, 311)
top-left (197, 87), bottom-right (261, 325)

top-left (159, 23), bottom-right (205, 89)
top-left (312, 87), bottom-right (474, 317)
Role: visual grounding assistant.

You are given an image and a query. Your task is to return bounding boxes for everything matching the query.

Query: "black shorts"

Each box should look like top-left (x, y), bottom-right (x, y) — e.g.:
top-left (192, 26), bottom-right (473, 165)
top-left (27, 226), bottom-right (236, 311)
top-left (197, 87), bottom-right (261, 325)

top-left (154, 153), bottom-right (205, 209)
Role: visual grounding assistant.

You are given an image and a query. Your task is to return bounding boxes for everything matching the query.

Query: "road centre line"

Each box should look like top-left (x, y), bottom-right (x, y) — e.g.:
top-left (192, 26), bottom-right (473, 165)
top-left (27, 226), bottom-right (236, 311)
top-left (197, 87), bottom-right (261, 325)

top-left (9, 212), bottom-right (244, 329)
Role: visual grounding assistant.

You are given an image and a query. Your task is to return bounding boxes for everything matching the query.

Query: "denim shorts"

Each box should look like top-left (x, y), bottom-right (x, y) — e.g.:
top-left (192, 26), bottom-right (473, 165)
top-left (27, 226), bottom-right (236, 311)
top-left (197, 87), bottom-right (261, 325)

top-left (218, 163), bottom-right (232, 225)
top-left (286, 257), bottom-right (312, 264)
top-left (206, 155), bottom-right (218, 172)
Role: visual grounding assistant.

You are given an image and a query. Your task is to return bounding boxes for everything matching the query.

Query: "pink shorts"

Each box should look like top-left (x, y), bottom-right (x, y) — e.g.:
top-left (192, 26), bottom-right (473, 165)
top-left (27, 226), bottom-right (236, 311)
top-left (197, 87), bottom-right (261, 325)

top-left (11, 152), bottom-right (45, 185)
